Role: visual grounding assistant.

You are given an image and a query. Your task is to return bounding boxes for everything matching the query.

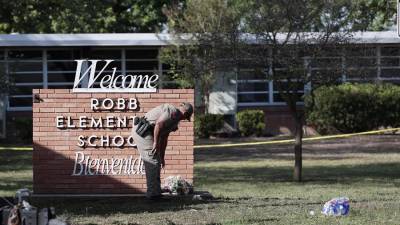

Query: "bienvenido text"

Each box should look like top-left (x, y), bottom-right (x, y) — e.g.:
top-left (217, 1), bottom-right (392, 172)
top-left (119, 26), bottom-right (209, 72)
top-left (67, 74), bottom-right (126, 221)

top-left (72, 152), bottom-right (145, 176)
top-left (73, 59), bottom-right (159, 92)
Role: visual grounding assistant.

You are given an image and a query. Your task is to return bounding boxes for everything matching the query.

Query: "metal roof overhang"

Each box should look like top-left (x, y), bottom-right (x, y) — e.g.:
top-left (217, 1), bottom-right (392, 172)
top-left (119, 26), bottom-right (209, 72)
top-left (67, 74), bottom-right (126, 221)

top-left (0, 33), bottom-right (174, 47)
top-left (0, 31), bottom-right (399, 47)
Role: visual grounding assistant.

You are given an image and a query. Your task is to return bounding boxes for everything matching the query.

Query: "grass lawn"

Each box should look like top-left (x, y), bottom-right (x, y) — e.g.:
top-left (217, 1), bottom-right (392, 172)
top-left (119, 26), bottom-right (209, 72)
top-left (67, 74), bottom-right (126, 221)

top-left (1, 135), bottom-right (400, 224)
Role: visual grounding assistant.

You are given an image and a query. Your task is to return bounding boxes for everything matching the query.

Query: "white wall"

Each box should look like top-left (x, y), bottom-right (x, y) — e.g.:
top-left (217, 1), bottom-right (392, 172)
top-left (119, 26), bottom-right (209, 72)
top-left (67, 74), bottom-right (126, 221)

top-left (208, 72), bottom-right (237, 115)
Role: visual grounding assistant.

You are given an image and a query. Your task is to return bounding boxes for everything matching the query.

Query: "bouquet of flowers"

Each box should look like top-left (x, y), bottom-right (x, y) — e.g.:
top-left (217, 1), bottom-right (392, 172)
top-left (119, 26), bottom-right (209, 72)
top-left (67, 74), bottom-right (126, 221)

top-left (162, 176), bottom-right (193, 195)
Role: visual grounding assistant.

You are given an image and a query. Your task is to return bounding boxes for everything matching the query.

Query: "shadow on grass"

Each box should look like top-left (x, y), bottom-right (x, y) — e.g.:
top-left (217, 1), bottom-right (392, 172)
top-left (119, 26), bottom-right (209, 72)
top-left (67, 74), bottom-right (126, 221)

top-left (195, 135), bottom-right (400, 163)
top-left (0, 150), bottom-right (33, 195)
top-left (195, 146), bottom-right (363, 162)
top-left (196, 162), bottom-right (400, 185)
top-left (0, 176), bottom-right (33, 193)
top-left (1, 149), bottom-right (223, 217)
top-left (0, 150), bottom-right (32, 171)
top-left (31, 196), bottom-right (225, 216)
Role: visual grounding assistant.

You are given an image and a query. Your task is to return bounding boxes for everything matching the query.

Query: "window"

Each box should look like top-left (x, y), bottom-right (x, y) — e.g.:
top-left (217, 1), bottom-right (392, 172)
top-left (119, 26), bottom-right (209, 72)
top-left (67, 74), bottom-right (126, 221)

top-left (272, 80), bottom-right (305, 103)
top-left (345, 46), bottom-right (377, 81)
top-left (125, 48), bottom-right (162, 86)
top-left (159, 56), bottom-right (183, 88)
top-left (47, 49), bottom-right (80, 89)
top-left (380, 46), bottom-right (400, 81)
top-left (237, 69), bottom-right (270, 105)
top-left (0, 47), bottom-right (165, 111)
top-left (7, 50), bottom-right (44, 109)
top-left (126, 49), bottom-right (158, 72)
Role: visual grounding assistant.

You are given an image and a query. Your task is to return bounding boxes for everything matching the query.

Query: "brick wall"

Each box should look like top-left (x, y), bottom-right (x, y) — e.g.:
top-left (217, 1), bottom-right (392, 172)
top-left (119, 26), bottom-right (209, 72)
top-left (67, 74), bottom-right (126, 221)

top-left (238, 106), bottom-right (300, 135)
top-left (32, 89), bottom-right (194, 194)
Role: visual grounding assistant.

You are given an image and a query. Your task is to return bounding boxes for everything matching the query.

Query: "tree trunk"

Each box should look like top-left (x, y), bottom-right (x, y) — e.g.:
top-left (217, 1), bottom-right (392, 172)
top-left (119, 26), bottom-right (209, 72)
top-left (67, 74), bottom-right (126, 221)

top-left (293, 118), bottom-right (303, 182)
top-left (204, 87), bottom-right (210, 114)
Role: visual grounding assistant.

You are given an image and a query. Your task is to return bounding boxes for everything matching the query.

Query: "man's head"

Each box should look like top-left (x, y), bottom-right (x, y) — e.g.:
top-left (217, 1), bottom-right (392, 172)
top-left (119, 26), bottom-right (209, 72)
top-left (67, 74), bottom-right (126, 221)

top-left (179, 102), bottom-right (194, 121)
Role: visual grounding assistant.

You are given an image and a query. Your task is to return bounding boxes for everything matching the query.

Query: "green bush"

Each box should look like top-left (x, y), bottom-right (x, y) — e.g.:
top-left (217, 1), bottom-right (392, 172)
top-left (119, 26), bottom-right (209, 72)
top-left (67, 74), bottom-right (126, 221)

top-left (305, 83), bottom-right (400, 134)
top-left (194, 114), bottom-right (224, 138)
top-left (236, 110), bottom-right (265, 137)
top-left (377, 84), bottom-right (400, 128)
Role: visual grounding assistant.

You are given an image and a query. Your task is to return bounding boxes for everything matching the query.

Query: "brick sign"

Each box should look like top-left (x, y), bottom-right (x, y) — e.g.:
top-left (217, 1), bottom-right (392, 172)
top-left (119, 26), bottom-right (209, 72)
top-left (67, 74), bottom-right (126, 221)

top-left (32, 89), bottom-right (194, 194)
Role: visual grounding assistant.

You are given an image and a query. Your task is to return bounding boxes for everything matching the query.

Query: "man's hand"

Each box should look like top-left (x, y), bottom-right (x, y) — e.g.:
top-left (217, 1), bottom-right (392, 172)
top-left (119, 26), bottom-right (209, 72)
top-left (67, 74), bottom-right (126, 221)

top-left (161, 158), bottom-right (166, 169)
top-left (151, 142), bottom-right (160, 155)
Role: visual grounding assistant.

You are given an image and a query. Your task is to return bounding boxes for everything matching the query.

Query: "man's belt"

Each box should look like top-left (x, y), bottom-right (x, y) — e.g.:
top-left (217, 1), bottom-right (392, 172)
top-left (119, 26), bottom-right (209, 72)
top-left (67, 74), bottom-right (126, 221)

top-left (134, 116), bottom-right (154, 137)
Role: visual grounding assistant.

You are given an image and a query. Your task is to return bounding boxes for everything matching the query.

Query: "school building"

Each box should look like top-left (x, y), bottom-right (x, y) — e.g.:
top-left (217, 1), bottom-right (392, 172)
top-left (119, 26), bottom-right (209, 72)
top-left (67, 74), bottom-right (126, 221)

top-left (0, 31), bottom-right (399, 141)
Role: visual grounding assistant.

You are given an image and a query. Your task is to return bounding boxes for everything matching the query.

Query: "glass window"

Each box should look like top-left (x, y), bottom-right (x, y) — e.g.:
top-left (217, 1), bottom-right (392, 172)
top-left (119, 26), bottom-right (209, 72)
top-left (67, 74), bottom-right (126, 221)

top-left (47, 61), bottom-right (77, 71)
top-left (126, 61), bottom-right (158, 71)
top-left (381, 69), bottom-right (400, 78)
top-left (381, 47), bottom-right (400, 56)
top-left (237, 68), bottom-right (270, 104)
top-left (345, 46), bottom-right (376, 57)
top-left (47, 84), bottom-right (73, 89)
top-left (238, 82), bottom-right (268, 92)
top-left (9, 97), bottom-right (33, 108)
top-left (47, 72), bottom-right (75, 83)
top-left (8, 62), bottom-right (42, 72)
top-left (346, 68), bottom-right (377, 79)
top-left (238, 93), bottom-right (268, 103)
top-left (6, 50), bottom-right (44, 109)
top-left (238, 70), bottom-right (267, 80)
top-left (126, 49), bottom-right (158, 59)
top-left (8, 50), bottom-right (42, 60)
top-left (47, 50), bottom-right (81, 60)
top-left (310, 57), bottom-right (341, 68)
top-left (346, 57), bottom-right (377, 68)
top-left (311, 69), bottom-right (341, 77)
top-left (162, 63), bottom-right (172, 70)
top-left (47, 49), bottom-right (82, 88)
top-left (272, 80), bottom-right (305, 103)
top-left (10, 85), bottom-right (42, 95)
top-left (274, 80), bottom-right (305, 91)
top-left (380, 58), bottom-right (400, 67)
top-left (89, 50), bottom-right (121, 59)
top-left (11, 74), bottom-right (43, 83)
top-left (273, 93), bottom-right (304, 103)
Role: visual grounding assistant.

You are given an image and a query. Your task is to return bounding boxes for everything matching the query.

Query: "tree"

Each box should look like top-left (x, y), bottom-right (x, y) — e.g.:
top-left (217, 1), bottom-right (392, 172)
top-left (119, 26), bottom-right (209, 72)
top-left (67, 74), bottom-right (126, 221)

top-left (0, 0), bottom-right (182, 33)
top-left (347, 0), bottom-right (396, 31)
top-left (160, 0), bottom-right (247, 113)
top-left (243, 0), bottom-right (354, 181)
top-left (162, 0), bottom-right (390, 182)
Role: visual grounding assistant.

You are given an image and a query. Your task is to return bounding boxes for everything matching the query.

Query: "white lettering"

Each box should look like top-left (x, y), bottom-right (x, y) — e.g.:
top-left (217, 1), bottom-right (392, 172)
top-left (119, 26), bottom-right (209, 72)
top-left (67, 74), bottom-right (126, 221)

top-left (72, 60), bottom-right (159, 92)
top-left (72, 152), bottom-right (85, 175)
top-left (90, 98), bottom-right (99, 110)
top-left (56, 116), bottom-right (64, 128)
top-left (77, 135), bottom-right (85, 147)
top-left (79, 116), bottom-right (87, 128)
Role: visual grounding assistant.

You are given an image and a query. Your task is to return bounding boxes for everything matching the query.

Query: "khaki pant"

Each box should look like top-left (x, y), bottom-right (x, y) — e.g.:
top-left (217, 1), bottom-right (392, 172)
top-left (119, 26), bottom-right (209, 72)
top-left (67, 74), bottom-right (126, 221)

top-left (132, 120), bottom-right (162, 198)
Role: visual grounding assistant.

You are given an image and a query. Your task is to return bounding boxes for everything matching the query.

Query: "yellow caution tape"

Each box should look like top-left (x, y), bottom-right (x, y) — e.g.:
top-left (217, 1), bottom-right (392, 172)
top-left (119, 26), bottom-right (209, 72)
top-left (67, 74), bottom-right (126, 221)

top-left (194, 127), bottom-right (400, 149)
top-left (0, 146), bottom-right (33, 151)
top-left (0, 127), bottom-right (398, 151)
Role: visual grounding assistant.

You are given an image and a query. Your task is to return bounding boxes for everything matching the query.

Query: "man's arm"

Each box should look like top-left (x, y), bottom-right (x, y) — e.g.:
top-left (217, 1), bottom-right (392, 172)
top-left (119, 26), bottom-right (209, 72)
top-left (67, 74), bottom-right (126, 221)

top-left (152, 119), bottom-right (164, 154)
top-left (159, 134), bottom-right (169, 168)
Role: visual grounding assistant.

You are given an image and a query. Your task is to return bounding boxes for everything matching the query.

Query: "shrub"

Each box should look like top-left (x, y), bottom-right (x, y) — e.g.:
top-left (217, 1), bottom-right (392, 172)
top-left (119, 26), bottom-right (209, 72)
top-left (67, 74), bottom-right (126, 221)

top-left (236, 110), bottom-right (265, 137)
top-left (194, 114), bottom-right (224, 138)
top-left (305, 83), bottom-right (400, 134)
top-left (377, 84), bottom-right (400, 128)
